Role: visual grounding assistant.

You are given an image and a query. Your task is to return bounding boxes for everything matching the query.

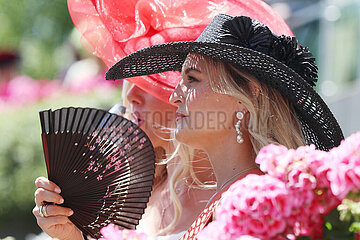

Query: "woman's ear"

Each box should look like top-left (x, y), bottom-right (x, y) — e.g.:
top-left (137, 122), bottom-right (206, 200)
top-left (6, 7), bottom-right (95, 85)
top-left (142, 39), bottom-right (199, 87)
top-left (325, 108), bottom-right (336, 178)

top-left (236, 101), bottom-right (247, 114)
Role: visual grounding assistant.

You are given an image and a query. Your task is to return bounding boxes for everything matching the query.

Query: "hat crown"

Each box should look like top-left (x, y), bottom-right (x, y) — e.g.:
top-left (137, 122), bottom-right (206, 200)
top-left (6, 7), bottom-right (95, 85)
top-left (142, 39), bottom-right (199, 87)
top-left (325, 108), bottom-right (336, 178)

top-left (196, 14), bottom-right (318, 87)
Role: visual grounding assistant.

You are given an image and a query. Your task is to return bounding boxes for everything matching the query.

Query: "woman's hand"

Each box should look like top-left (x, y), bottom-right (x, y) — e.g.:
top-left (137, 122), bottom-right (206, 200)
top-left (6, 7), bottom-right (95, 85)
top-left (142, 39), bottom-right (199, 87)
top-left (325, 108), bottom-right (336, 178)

top-left (32, 177), bottom-right (84, 240)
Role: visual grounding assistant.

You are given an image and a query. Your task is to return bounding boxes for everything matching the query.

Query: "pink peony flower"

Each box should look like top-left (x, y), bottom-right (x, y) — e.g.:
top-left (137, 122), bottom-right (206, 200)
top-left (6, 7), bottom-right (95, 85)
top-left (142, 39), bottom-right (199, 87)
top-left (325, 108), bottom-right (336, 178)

top-left (198, 174), bottom-right (296, 240)
top-left (200, 132), bottom-right (360, 240)
top-left (256, 144), bottom-right (339, 216)
top-left (328, 132), bottom-right (360, 199)
top-left (99, 223), bottom-right (148, 240)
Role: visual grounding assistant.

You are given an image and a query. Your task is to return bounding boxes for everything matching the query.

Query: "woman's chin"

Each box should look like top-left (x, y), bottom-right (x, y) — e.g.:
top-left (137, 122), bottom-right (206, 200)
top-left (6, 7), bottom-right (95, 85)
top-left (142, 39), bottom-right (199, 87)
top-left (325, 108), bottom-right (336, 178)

top-left (174, 127), bottom-right (200, 148)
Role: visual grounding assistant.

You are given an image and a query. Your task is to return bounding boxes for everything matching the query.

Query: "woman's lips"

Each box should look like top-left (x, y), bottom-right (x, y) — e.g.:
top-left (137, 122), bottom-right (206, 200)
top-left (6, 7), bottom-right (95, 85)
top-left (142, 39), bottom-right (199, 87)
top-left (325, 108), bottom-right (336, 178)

top-left (132, 111), bottom-right (144, 126)
top-left (176, 112), bottom-right (188, 122)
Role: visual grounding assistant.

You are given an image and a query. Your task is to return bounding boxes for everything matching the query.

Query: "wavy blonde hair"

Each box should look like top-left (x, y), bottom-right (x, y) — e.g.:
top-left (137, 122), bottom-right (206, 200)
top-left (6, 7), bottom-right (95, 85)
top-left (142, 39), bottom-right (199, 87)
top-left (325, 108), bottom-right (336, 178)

top-left (199, 54), bottom-right (305, 153)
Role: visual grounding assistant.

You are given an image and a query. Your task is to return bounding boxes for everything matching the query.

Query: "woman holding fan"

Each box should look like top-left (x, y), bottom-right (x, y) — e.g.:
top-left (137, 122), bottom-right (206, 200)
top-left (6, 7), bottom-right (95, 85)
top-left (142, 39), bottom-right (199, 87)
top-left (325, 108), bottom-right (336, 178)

top-left (33, 0), bottom-right (295, 239)
top-left (105, 13), bottom-right (344, 239)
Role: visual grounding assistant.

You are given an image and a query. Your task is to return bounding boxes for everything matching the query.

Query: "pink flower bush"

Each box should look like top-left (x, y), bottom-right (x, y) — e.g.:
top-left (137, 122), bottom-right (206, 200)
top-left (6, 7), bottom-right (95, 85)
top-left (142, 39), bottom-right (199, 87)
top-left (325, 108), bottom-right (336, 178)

top-left (0, 76), bottom-right (60, 105)
top-left (99, 223), bottom-right (148, 240)
top-left (254, 144), bottom-right (340, 238)
top-left (0, 71), bottom-right (119, 112)
top-left (198, 175), bottom-right (298, 240)
top-left (328, 132), bottom-right (360, 199)
top-left (199, 132), bottom-right (360, 240)
top-left (257, 144), bottom-right (339, 216)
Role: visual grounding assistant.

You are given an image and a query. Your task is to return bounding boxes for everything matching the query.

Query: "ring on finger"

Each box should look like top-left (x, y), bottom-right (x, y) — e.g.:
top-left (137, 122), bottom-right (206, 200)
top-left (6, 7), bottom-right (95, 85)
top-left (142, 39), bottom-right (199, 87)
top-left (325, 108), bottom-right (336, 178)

top-left (42, 204), bottom-right (50, 217)
top-left (38, 205), bottom-right (44, 217)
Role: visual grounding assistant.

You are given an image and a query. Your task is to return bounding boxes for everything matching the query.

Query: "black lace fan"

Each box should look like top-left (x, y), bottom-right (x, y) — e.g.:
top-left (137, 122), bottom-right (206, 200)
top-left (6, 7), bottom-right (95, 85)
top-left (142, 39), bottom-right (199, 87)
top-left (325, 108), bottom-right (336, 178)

top-left (39, 107), bottom-right (155, 239)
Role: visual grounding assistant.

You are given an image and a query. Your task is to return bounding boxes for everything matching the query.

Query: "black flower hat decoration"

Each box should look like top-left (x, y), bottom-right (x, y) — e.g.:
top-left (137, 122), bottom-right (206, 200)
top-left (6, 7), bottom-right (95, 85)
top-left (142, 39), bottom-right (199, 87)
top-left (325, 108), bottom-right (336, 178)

top-left (220, 16), bottom-right (318, 87)
top-left (106, 14), bottom-right (343, 151)
top-left (219, 16), bottom-right (273, 55)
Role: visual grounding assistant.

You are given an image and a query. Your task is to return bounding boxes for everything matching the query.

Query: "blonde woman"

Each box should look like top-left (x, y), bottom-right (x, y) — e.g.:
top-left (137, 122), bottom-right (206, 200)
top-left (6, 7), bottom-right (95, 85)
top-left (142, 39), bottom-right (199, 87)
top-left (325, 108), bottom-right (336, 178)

top-left (106, 14), bottom-right (344, 239)
top-left (32, 1), bottom-right (295, 239)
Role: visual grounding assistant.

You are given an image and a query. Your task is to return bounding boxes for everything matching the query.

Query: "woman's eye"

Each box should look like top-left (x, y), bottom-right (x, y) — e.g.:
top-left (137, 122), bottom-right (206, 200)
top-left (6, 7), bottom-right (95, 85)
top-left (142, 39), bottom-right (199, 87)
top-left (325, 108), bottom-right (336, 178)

top-left (187, 76), bottom-right (198, 83)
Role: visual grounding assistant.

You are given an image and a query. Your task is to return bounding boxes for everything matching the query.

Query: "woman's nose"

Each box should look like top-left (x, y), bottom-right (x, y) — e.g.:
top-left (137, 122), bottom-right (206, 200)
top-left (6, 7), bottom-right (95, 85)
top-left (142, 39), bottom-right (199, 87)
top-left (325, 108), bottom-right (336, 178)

top-left (126, 85), bottom-right (143, 105)
top-left (169, 84), bottom-right (184, 106)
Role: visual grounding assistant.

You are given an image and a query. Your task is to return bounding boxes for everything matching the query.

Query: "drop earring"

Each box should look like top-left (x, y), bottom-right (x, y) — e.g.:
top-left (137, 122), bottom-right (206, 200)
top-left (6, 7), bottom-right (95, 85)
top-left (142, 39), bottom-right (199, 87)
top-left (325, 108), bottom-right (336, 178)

top-left (235, 111), bottom-right (244, 144)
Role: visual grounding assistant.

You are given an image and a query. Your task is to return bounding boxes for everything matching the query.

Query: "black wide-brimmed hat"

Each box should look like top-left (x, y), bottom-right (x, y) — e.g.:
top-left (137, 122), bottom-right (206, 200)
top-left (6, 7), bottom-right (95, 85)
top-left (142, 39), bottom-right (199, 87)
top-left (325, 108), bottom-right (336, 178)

top-left (106, 14), bottom-right (343, 151)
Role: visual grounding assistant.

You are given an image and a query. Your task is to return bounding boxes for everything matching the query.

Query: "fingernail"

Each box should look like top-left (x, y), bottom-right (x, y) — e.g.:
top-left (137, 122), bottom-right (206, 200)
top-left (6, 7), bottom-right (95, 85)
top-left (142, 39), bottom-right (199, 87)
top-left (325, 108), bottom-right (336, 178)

top-left (69, 210), bottom-right (74, 215)
top-left (59, 198), bottom-right (64, 204)
top-left (55, 187), bottom-right (61, 193)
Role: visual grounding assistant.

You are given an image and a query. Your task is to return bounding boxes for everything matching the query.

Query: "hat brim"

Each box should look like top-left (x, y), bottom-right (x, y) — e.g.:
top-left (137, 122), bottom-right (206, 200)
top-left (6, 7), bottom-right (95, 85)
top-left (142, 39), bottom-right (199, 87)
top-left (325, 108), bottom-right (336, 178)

top-left (106, 41), bottom-right (343, 151)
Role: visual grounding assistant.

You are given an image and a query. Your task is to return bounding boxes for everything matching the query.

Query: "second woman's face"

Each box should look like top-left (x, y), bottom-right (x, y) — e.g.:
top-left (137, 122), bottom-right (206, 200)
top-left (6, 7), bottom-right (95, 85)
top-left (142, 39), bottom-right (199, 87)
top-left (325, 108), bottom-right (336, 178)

top-left (169, 54), bottom-right (239, 149)
top-left (126, 84), bottom-right (177, 148)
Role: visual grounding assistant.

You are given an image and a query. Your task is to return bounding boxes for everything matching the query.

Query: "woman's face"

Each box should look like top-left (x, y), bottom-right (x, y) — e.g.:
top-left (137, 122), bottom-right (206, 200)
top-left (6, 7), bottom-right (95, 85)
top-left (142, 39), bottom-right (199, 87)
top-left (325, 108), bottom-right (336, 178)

top-left (169, 54), bottom-right (240, 149)
top-left (126, 84), bottom-right (177, 148)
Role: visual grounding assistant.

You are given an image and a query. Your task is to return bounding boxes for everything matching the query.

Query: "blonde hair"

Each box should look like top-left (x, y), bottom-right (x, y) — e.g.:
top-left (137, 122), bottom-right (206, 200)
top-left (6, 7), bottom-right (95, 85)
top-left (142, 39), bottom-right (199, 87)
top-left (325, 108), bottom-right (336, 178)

top-left (121, 80), bottom-right (214, 235)
top-left (200, 55), bottom-right (305, 153)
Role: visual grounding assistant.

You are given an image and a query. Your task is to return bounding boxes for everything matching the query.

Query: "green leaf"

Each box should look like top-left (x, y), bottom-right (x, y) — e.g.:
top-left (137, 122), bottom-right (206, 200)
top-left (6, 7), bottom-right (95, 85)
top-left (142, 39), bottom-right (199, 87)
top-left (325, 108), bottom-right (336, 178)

top-left (323, 208), bottom-right (355, 240)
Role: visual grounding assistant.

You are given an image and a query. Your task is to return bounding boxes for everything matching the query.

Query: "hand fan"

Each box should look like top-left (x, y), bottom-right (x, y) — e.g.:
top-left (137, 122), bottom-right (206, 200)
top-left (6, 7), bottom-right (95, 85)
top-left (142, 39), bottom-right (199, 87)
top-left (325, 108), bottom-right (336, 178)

top-left (39, 107), bottom-right (155, 239)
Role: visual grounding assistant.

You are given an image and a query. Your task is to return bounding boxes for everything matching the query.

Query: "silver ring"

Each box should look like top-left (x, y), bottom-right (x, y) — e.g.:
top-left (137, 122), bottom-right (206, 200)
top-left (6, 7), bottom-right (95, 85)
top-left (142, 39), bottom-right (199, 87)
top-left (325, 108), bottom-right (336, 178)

top-left (39, 205), bottom-right (44, 217)
top-left (42, 204), bottom-right (49, 217)
top-left (39, 204), bottom-right (49, 217)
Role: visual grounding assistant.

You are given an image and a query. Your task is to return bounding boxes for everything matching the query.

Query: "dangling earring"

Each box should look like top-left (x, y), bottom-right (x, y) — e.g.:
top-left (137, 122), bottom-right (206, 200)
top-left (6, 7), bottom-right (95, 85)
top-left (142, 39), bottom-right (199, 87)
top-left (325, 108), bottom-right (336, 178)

top-left (235, 111), bottom-right (244, 144)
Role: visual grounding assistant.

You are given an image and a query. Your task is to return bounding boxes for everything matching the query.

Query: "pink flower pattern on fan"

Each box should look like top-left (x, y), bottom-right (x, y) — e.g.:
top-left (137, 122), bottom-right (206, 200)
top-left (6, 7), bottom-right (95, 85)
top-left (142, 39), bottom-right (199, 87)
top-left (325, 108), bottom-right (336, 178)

top-left (140, 137), bottom-right (147, 143)
top-left (132, 136), bottom-right (139, 142)
top-left (106, 163), bottom-right (111, 170)
top-left (97, 175), bottom-right (103, 181)
top-left (99, 223), bottom-right (148, 240)
top-left (110, 131), bottom-right (116, 138)
top-left (110, 156), bottom-right (117, 163)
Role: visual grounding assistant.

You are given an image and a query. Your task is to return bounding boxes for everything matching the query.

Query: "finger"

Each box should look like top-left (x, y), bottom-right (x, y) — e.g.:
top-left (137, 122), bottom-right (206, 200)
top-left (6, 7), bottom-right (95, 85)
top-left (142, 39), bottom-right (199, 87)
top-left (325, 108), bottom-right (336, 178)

top-left (36, 215), bottom-right (71, 230)
top-left (35, 188), bottom-right (64, 206)
top-left (33, 205), bottom-right (73, 219)
top-left (44, 204), bottom-right (74, 217)
top-left (35, 177), bottom-right (61, 193)
top-left (33, 205), bottom-right (41, 218)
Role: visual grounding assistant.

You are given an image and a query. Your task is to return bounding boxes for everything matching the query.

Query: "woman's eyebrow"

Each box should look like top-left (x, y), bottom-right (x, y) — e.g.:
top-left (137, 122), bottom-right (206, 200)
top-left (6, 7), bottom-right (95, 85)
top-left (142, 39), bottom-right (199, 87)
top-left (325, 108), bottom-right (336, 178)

top-left (183, 66), bottom-right (202, 75)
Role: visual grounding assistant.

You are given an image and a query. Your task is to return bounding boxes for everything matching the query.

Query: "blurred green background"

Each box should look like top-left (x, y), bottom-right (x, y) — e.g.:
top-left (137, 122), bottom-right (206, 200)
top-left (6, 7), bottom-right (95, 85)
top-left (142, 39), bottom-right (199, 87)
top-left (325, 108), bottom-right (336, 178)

top-left (0, 0), bottom-right (359, 239)
top-left (0, 0), bottom-right (74, 80)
